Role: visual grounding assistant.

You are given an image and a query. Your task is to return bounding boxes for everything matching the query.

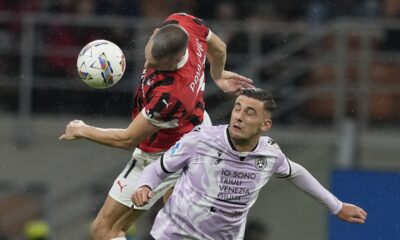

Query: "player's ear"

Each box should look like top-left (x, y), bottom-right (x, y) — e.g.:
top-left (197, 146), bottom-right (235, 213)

top-left (261, 118), bottom-right (272, 132)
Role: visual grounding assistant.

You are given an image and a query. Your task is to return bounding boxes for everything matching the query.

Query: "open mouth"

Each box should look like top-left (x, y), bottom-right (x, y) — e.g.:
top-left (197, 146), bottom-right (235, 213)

top-left (233, 125), bottom-right (241, 130)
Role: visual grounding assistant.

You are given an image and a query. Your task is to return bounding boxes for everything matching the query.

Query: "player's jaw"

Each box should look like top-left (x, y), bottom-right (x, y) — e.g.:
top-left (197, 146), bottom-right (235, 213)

top-left (229, 120), bottom-right (261, 141)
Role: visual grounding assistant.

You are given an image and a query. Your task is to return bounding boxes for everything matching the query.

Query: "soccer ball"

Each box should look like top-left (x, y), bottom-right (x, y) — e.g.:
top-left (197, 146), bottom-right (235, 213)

top-left (77, 39), bottom-right (126, 89)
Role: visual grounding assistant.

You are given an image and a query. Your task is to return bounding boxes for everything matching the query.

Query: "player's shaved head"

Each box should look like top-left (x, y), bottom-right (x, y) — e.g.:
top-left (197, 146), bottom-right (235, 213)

top-left (240, 88), bottom-right (276, 116)
top-left (151, 24), bottom-right (188, 61)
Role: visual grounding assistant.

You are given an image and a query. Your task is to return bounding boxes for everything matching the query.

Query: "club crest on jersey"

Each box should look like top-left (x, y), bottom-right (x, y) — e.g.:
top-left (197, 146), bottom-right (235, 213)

top-left (255, 157), bottom-right (268, 170)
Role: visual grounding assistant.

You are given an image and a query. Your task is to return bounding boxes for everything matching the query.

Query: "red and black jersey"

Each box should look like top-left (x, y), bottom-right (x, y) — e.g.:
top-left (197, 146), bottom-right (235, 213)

top-left (132, 13), bottom-right (211, 153)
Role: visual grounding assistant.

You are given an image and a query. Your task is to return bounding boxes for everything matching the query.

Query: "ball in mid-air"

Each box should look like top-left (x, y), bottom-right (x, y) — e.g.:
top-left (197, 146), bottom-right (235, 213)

top-left (77, 39), bottom-right (126, 89)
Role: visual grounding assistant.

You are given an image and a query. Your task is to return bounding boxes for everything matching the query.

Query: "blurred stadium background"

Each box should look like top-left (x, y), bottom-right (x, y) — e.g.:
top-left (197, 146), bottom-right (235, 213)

top-left (1, 0), bottom-right (400, 239)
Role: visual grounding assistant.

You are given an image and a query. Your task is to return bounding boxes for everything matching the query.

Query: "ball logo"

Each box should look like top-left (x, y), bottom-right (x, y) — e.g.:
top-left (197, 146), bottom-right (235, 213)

top-left (98, 53), bottom-right (114, 84)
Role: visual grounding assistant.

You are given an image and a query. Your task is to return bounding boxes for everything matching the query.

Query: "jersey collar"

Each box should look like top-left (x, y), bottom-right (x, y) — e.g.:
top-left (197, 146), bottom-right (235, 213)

top-left (225, 126), bottom-right (259, 158)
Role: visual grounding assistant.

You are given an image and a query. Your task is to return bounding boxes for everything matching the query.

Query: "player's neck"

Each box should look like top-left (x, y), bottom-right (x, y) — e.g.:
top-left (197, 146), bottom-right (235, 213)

top-left (231, 139), bottom-right (258, 152)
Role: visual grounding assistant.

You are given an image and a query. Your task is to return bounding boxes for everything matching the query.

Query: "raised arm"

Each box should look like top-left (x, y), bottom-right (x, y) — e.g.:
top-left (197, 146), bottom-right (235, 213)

top-left (285, 160), bottom-right (367, 223)
top-left (59, 112), bottom-right (159, 150)
top-left (206, 32), bottom-right (253, 95)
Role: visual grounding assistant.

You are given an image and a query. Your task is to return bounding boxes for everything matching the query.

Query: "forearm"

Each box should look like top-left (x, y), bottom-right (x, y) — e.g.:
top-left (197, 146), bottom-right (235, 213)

top-left (80, 125), bottom-right (135, 150)
top-left (287, 161), bottom-right (343, 214)
top-left (207, 43), bottom-right (226, 80)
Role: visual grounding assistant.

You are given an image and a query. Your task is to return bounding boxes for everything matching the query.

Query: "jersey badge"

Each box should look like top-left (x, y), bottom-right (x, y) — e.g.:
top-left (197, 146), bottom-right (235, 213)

top-left (255, 157), bottom-right (268, 171)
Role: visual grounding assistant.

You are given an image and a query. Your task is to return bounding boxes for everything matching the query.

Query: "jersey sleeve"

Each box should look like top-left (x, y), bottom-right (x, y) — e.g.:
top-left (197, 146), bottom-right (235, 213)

top-left (141, 91), bottom-right (183, 129)
top-left (165, 13), bottom-right (210, 40)
top-left (135, 130), bottom-right (199, 190)
top-left (286, 160), bottom-right (343, 214)
top-left (160, 130), bottom-right (199, 173)
top-left (273, 146), bottom-right (292, 178)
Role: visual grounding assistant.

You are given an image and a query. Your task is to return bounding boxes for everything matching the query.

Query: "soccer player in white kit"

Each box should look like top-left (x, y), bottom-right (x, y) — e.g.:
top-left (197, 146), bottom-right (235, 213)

top-left (133, 88), bottom-right (367, 240)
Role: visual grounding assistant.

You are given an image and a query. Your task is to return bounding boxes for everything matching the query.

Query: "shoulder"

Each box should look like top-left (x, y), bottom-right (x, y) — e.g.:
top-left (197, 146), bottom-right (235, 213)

top-left (165, 13), bottom-right (209, 38)
top-left (258, 136), bottom-right (284, 155)
top-left (166, 13), bottom-right (207, 26)
top-left (181, 125), bottom-right (224, 141)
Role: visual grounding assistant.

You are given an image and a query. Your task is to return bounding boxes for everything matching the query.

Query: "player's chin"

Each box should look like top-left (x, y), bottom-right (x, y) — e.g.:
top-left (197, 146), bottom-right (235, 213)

top-left (230, 128), bottom-right (246, 139)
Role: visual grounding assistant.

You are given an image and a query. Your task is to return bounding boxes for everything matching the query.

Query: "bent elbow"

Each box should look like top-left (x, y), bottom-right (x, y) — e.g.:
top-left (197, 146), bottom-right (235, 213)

top-left (114, 139), bottom-right (136, 151)
top-left (220, 41), bottom-right (227, 53)
top-left (215, 42), bottom-right (226, 56)
top-left (122, 141), bottom-right (136, 151)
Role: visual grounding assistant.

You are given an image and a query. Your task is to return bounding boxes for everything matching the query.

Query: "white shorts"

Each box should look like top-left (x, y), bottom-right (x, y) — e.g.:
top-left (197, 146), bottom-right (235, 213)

top-left (108, 111), bottom-right (212, 210)
top-left (109, 148), bottom-right (180, 210)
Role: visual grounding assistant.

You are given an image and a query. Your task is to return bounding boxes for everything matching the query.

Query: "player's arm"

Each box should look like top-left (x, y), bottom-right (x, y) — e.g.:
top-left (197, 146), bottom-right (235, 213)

top-left (278, 159), bottom-right (367, 223)
top-left (206, 31), bottom-right (253, 95)
top-left (59, 112), bottom-right (159, 150)
top-left (131, 156), bottom-right (170, 207)
top-left (132, 149), bottom-right (189, 207)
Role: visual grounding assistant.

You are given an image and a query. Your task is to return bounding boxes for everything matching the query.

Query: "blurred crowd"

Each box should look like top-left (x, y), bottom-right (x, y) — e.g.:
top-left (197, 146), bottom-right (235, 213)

top-left (0, 1), bottom-right (399, 238)
top-left (0, 0), bottom-right (399, 123)
top-left (1, 0), bottom-right (398, 23)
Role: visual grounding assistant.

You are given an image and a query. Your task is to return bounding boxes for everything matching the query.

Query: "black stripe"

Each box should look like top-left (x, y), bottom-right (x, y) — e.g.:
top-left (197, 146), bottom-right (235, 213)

top-left (195, 101), bottom-right (204, 111)
top-left (251, 141), bottom-right (259, 151)
top-left (164, 100), bottom-right (182, 121)
top-left (144, 72), bottom-right (156, 85)
top-left (162, 20), bottom-right (179, 27)
top-left (123, 159), bottom-right (137, 178)
top-left (226, 126), bottom-right (258, 153)
top-left (216, 198), bottom-right (247, 206)
top-left (189, 101), bottom-right (204, 126)
top-left (148, 132), bottom-right (158, 144)
top-left (192, 18), bottom-right (207, 27)
top-left (226, 127), bottom-right (237, 151)
top-left (276, 157), bottom-right (292, 178)
top-left (189, 115), bottom-right (201, 126)
top-left (145, 76), bottom-right (175, 103)
top-left (149, 92), bottom-right (170, 115)
top-left (160, 154), bottom-right (174, 174)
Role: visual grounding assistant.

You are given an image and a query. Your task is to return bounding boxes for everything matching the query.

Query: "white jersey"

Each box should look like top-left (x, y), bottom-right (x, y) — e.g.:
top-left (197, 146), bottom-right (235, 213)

top-left (136, 125), bottom-right (342, 239)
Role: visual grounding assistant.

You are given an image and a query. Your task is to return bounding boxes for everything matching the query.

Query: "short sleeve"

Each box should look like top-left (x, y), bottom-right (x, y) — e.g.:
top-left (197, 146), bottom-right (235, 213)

top-left (142, 91), bottom-right (183, 129)
top-left (274, 150), bottom-right (292, 178)
top-left (206, 29), bottom-right (213, 41)
top-left (160, 130), bottom-right (199, 173)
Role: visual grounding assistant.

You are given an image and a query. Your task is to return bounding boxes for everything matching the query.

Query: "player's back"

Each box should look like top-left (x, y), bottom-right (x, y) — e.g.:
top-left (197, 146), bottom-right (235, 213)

top-left (132, 13), bottom-right (211, 153)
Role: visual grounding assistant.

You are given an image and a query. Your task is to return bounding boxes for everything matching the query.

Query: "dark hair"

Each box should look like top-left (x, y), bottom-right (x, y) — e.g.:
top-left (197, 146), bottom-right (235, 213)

top-left (151, 24), bottom-right (188, 60)
top-left (240, 88), bottom-right (276, 115)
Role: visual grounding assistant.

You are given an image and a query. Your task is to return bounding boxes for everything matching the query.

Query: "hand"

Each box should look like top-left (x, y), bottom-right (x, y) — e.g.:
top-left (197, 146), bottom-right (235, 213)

top-left (336, 203), bottom-right (367, 224)
top-left (214, 70), bottom-right (254, 95)
top-left (59, 120), bottom-right (87, 140)
top-left (132, 186), bottom-right (154, 207)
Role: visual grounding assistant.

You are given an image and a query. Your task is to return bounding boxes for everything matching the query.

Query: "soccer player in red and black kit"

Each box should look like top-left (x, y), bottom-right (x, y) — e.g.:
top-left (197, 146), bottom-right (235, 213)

top-left (60, 13), bottom-right (253, 240)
